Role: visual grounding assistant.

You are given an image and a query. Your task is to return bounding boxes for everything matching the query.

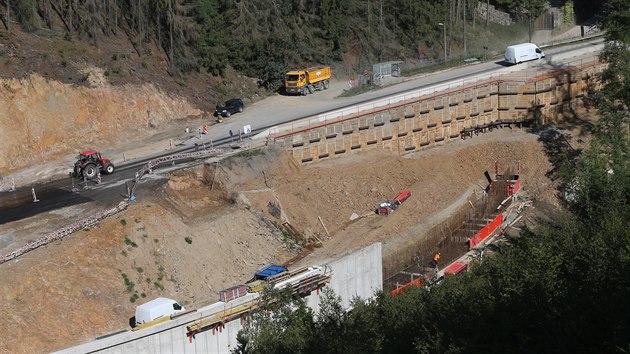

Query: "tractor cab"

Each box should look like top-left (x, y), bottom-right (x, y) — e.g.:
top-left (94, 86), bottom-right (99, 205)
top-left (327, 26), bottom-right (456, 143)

top-left (78, 150), bottom-right (102, 164)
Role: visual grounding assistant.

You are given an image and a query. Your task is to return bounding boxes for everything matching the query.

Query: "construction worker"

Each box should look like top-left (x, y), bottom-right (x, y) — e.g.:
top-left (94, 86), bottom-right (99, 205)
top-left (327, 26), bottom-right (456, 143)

top-left (202, 124), bottom-right (209, 134)
top-left (433, 252), bottom-right (441, 267)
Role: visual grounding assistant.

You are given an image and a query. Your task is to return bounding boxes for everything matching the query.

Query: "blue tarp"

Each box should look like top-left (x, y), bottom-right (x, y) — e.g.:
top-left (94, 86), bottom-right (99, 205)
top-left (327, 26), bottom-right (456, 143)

top-left (255, 264), bottom-right (287, 279)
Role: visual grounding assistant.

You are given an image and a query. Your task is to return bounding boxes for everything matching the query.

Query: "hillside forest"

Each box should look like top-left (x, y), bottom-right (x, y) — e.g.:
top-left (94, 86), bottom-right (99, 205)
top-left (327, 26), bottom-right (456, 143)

top-left (3, 0), bottom-right (604, 91)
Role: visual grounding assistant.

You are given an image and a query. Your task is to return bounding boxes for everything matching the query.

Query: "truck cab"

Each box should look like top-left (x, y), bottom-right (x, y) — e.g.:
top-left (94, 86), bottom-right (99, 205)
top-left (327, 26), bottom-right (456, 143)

top-left (285, 71), bottom-right (308, 94)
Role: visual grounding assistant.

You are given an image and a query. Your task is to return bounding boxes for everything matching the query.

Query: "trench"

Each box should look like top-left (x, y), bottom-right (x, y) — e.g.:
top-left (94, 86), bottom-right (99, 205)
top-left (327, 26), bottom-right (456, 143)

top-left (383, 169), bottom-right (516, 292)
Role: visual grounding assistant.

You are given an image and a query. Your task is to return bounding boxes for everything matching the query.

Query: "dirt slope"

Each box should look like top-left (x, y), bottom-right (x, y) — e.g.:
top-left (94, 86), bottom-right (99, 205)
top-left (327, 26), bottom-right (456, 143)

top-left (0, 70), bottom-right (200, 175)
top-left (0, 125), bottom-right (580, 353)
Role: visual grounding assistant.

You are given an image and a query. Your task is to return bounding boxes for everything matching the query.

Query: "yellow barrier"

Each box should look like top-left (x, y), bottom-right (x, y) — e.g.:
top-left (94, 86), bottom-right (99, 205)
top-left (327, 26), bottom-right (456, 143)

top-left (131, 316), bottom-right (170, 331)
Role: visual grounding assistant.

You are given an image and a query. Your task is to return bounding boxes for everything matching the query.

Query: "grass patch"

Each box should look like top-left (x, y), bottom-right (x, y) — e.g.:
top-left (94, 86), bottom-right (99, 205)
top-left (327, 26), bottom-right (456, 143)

top-left (272, 221), bottom-right (305, 253)
top-left (120, 219), bottom-right (127, 226)
top-left (154, 238), bottom-right (159, 243)
top-left (121, 250), bottom-right (127, 257)
top-left (124, 236), bottom-right (138, 248)
top-left (130, 293), bottom-right (139, 303)
top-left (185, 236), bottom-right (192, 244)
top-left (145, 277), bottom-right (151, 284)
top-left (233, 148), bottom-right (265, 158)
top-left (154, 282), bottom-right (164, 291)
top-left (121, 273), bottom-right (135, 292)
top-left (136, 267), bottom-right (143, 273)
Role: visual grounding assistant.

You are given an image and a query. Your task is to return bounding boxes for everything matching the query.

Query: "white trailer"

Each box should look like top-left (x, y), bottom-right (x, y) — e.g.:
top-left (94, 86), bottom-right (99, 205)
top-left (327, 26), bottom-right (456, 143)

top-left (504, 43), bottom-right (545, 65)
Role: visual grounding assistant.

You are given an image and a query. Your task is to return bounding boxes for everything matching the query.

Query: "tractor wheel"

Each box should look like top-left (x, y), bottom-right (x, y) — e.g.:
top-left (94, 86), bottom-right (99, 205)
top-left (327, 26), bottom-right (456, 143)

top-left (82, 164), bottom-right (97, 179)
top-left (303, 88), bottom-right (308, 96)
top-left (323, 80), bottom-right (329, 90)
top-left (103, 163), bottom-right (115, 175)
top-left (308, 85), bottom-right (314, 94)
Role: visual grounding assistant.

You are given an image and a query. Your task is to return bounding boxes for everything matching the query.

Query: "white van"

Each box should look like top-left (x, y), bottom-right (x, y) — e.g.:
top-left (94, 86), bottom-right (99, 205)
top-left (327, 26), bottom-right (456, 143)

top-left (504, 43), bottom-right (545, 65)
top-left (135, 297), bottom-right (185, 327)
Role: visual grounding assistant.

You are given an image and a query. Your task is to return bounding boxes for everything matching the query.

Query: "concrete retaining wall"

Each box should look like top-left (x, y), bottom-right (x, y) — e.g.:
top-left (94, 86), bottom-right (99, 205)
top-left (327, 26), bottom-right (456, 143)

top-left (274, 62), bottom-right (604, 164)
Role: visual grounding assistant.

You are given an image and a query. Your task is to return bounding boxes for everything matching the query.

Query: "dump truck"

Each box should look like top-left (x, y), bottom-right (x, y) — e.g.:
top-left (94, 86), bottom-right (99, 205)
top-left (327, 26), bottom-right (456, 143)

top-left (284, 66), bottom-right (331, 96)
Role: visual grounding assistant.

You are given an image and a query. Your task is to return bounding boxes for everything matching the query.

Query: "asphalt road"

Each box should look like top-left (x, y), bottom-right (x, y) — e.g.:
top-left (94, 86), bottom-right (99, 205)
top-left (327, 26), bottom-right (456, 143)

top-left (0, 37), bottom-right (605, 225)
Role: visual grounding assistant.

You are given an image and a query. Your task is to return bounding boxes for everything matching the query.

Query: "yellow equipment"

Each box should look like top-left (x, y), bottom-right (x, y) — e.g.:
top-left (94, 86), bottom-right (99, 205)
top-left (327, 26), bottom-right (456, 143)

top-left (284, 66), bottom-right (331, 96)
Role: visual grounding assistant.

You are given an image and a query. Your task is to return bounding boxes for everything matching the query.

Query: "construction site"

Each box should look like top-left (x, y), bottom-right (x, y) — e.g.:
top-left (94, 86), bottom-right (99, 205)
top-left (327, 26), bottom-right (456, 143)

top-left (0, 47), bottom-right (603, 352)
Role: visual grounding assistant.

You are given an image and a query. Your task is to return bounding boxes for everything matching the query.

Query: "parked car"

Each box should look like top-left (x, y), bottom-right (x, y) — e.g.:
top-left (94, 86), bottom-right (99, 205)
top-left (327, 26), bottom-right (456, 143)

top-left (214, 98), bottom-right (244, 117)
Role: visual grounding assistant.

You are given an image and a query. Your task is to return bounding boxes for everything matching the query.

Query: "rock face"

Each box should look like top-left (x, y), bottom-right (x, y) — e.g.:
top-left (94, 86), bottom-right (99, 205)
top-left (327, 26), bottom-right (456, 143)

top-left (476, 3), bottom-right (512, 26)
top-left (0, 72), bottom-right (201, 175)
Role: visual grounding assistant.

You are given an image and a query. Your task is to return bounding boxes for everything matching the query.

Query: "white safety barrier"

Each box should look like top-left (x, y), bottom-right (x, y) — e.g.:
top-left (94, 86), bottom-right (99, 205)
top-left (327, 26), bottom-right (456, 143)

top-left (0, 201), bottom-right (129, 264)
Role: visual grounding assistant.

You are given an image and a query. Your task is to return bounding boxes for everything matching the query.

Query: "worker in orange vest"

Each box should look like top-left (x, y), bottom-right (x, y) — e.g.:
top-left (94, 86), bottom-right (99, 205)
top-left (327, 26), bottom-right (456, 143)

top-left (202, 124), bottom-right (209, 134)
top-left (433, 252), bottom-right (441, 267)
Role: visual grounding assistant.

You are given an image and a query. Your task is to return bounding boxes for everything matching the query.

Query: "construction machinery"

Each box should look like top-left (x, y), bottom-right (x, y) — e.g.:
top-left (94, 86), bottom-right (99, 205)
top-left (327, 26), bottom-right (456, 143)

top-left (284, 66), bottom-right (331, 96)
top-left (376, 190), bottom-right (412, 215)
top-left (72, 150), bottom-right (115, 179)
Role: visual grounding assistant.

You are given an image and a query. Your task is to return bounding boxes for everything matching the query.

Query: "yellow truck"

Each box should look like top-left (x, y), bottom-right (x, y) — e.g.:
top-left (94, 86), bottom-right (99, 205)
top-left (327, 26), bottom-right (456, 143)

top-left (284, 66), bottom-right (331, 96)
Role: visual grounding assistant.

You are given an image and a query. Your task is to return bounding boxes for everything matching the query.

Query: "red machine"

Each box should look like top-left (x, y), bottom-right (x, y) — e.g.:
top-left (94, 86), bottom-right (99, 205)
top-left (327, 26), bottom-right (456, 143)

top-left (72, 150), bottom-right (115, 179)
top-left (376, 190), bottom-right (412, 215)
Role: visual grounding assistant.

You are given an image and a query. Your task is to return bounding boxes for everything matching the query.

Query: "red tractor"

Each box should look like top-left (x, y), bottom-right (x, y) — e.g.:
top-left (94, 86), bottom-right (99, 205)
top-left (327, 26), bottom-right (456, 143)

top-left (72, 150), bottom-right (115, 179)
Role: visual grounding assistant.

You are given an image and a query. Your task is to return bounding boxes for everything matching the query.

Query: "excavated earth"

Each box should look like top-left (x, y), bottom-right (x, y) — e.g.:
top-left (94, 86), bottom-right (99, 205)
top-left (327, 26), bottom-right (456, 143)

top-left (0, 121), bottom-right (594, 353)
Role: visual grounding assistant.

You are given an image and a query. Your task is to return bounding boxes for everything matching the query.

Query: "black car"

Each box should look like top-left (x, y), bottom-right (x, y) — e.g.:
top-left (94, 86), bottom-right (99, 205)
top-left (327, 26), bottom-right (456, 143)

top-left (214, 98), bottom-right (244, 117)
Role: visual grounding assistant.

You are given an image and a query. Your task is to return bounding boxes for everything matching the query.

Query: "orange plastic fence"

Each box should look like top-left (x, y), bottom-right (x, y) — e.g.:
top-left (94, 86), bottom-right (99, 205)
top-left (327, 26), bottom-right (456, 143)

top-left (469, 212), bottom-right (503, 249)
top-left (391, 278), bottom-right (423, 296)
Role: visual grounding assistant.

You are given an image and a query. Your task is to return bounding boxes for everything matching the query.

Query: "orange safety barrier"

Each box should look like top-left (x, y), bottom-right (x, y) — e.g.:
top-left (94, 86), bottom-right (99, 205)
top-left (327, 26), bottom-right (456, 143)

top-left (390, 278), bottom-right (423, 296)
top-left (469, 213), bottom-right (503, 249)
top-left (270, 55), bottom-right (603, 141)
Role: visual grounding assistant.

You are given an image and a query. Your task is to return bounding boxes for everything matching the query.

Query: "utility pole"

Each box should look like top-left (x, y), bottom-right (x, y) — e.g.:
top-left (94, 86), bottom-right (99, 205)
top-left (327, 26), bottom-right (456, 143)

top-left (463, 0), bottom-right (467, 55)
top-left (379, 0), bottom-right (383, 61)
top-left (486, 0), bottom-right (489, 27)
top-left (438, 23), bottom-right (447, 62)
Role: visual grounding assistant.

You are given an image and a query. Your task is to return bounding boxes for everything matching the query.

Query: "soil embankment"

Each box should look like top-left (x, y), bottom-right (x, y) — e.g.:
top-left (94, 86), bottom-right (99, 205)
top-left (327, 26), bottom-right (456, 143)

top-left (0, 70), bottom-right (200, 177)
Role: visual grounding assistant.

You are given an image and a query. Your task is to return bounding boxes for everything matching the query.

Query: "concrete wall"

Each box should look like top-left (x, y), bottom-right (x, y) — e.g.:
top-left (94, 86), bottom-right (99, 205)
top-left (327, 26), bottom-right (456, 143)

top-left (274, 62), bottom-right (604, 164)
top-left (56, 243), bottom-right (382, 354)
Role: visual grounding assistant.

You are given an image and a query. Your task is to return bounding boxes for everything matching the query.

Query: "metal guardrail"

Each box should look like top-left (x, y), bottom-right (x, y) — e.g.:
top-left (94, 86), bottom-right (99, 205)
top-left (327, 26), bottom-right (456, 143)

top-left (128, 147), bottom-right (229, 198)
